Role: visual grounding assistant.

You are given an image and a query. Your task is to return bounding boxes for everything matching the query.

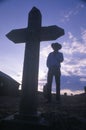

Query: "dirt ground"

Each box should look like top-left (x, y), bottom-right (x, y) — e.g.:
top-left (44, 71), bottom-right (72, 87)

top-left (0, 92), bottom-right (86, 129)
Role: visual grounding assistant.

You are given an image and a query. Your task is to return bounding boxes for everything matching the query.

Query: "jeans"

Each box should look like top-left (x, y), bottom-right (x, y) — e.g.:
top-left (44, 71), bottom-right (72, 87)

top-left (47, 66), bottom-right (61, 101)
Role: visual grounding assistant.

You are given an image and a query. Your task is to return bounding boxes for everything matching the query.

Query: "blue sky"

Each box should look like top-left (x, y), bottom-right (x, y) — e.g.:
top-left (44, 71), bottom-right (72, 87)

top-left (0, 0), bottom-right (86, 95)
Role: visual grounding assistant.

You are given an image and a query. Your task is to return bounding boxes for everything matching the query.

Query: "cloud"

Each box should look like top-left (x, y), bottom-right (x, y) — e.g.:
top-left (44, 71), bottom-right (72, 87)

top-left (60, 89), bottom-right (84, 95)
top-left (81, 29), bottom-right (86, 42)
top-left (61, 75), bottom-right (86, 89)
top-left (38, 69), bottom-right (86, 95)
top-left (61, 29), bottom-right (86, 76)
top-left (40, 44), bottom-right (52, 58)
top-left (38, 26), bottom-right (86, 95)
top-left (38, 28), bottom-right (86, 95)
top-left (62, 3), bottom-right (85, 22)
top-left (38, 74), bottom-right (85, 95)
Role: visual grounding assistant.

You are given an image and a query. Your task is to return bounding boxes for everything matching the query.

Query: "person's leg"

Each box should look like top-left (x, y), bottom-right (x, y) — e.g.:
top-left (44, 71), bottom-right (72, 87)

top-left (55, 69), bottom-right (61, 101)
top-left (47, 69), bottom-right (53, 102)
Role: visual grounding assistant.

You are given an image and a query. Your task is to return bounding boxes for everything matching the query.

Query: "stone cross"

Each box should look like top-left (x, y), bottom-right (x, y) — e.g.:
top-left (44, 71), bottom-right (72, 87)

top-left (6, 7), bottom-right (64, 117)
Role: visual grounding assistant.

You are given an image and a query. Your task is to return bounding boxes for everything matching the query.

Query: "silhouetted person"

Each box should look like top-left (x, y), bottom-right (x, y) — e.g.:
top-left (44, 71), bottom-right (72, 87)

top-left (46, 42), bottom-right (64, 102)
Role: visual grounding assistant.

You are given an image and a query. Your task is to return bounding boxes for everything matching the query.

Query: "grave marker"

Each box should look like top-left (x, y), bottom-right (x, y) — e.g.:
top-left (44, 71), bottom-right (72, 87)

top-left (6, 7), bottom-right (64, 117)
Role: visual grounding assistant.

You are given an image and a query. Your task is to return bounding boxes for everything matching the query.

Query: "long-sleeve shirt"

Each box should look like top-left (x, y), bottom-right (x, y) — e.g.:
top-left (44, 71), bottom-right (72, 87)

top-left (47, 51), bottom-right (64, 69)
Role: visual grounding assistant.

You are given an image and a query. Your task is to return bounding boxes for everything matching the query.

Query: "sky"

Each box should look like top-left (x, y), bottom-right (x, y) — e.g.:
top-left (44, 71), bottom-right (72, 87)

top-left (0, 0), bottom-right (86, 95)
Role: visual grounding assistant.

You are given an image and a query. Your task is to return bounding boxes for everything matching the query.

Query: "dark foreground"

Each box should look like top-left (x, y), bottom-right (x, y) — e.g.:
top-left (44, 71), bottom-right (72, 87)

top-left (0, 92), bottom-right (86, 130)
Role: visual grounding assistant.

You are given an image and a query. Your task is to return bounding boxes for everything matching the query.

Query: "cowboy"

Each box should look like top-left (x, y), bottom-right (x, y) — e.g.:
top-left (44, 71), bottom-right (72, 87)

top-left (46, 42), bottom-right (64, 102)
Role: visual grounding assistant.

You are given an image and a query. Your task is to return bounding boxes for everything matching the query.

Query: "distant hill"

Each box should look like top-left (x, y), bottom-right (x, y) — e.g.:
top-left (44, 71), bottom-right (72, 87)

top-left (0, 71), bottom-right (20, 96)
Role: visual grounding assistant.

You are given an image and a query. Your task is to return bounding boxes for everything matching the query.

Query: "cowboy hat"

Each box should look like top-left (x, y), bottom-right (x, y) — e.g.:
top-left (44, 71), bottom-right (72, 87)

top-left (51, 42), bottom-right (62, 50)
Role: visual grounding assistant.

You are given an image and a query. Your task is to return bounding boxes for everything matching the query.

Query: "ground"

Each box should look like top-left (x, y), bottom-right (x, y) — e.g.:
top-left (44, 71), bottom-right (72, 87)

top-left (0, 92), bottom-right (86, 129)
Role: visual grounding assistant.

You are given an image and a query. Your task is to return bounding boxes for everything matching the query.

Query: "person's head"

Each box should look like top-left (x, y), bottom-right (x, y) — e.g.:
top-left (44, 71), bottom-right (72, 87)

top-left (51, 42), bottom-right (62, 51)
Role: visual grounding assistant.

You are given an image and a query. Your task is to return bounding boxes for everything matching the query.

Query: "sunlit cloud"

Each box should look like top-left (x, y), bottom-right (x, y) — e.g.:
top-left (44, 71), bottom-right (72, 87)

top-left (62, 3), bottom-right (85, 22)
top-left (38, 85), bottom-right (84, 95)
top-left (80, 77), bottom-right (86, 81)
top-left (0, 0), bottom-right (85, 96)
top-left (38, 28), bottom-right (86, 95)
top-left (38, 69), bottom-right (46, 81)
top-left (40, 44), bottom-right (52, 58)
top-left (81, 29), bottom-right (86, 42)
top-left (0, 55), bottom-right (23, 84)
top-left (60, 89), bottom-right (84, 95)
top-left (61, 28), bottom-right (86, 79)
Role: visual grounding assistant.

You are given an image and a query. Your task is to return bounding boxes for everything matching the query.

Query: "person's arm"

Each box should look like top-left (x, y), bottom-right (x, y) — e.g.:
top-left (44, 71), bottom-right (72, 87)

top-left (60, 53), bottom-right (64, 63)
top-left (56, 52), bottom-right (64, 63)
